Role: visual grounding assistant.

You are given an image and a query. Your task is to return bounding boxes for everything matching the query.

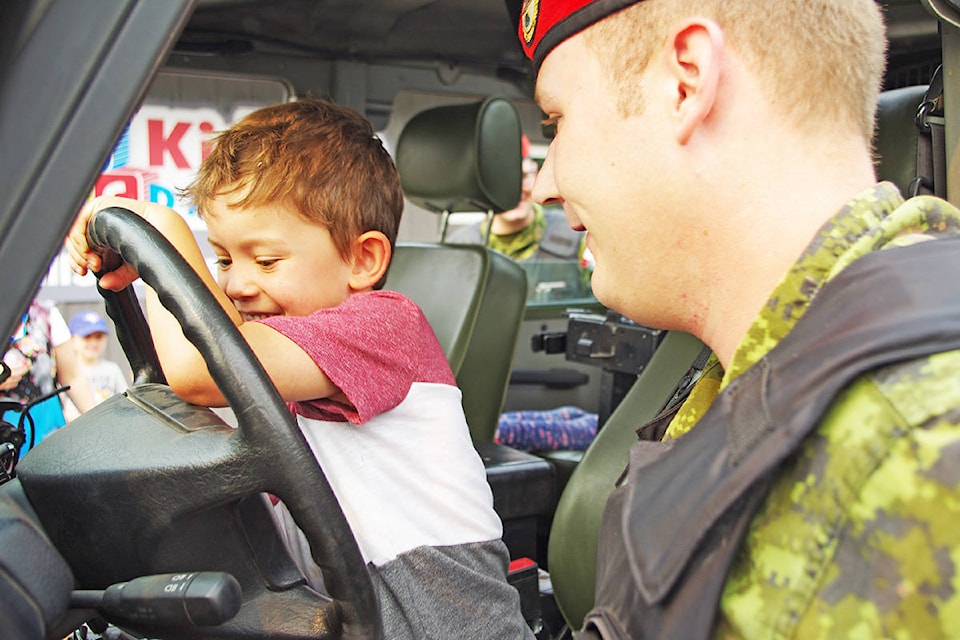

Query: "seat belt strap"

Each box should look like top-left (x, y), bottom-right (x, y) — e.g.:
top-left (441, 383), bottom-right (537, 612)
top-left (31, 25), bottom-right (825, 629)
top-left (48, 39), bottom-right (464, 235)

top-left (635, 344), bottom-right (712, 442)
top-left (911, 65), bottom-right (945, 198)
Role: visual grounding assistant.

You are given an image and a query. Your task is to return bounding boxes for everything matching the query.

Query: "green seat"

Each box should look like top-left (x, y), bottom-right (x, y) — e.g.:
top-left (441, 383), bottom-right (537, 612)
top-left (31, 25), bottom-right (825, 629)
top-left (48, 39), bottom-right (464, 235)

top-left (547, 331), bottom-right (706, 629)
top-left (386, 243), bottom-right (527, 441)
top-left (388, 97), bottom-right (528, 442)
top-left (388, 99), bottom-right (553, 579)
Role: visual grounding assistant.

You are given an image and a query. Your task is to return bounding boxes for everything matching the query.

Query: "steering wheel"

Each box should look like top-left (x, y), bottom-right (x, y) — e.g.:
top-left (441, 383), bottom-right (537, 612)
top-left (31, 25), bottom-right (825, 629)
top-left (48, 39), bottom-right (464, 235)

top-left (16, 207), bottom-right (380, 639)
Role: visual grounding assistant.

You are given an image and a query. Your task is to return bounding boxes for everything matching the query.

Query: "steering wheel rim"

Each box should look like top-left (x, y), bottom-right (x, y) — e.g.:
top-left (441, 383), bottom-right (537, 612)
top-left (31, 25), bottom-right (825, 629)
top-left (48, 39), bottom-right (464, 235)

top-left (86, 206), bottom-right (380, 639)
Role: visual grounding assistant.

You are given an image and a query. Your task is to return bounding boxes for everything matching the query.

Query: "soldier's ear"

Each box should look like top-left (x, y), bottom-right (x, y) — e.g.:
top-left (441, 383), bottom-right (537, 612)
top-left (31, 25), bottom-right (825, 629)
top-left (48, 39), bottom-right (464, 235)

top-left (663, 18), bottom-right (723, 145)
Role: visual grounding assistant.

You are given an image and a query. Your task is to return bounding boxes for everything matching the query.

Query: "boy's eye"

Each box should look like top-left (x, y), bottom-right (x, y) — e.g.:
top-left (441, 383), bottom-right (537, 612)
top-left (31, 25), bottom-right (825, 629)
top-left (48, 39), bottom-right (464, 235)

top-left (256, 258), bottom-right (279, 270)
top-left (214, 257), bottom-right (232, 269)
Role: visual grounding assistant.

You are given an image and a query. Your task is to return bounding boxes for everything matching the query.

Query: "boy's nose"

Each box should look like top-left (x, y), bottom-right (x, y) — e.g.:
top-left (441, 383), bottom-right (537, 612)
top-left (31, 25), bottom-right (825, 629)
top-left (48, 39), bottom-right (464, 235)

top-left (222, 268), bottom-right (259, 300)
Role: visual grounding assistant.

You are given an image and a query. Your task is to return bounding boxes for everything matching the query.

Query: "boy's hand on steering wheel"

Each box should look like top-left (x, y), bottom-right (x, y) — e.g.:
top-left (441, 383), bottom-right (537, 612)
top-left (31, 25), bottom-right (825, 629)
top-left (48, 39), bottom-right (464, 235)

top-left (65, 195), bottom-right (144, 291)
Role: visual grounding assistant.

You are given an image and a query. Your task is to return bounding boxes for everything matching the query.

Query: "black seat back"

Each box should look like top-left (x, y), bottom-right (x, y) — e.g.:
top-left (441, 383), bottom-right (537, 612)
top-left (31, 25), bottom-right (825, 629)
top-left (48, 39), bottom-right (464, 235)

top-left (874, 84), bottom-right (930, 194)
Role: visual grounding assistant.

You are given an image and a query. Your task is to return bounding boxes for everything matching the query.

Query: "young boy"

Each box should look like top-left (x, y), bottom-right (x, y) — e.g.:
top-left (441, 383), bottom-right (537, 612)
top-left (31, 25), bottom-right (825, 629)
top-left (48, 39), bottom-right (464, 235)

top-left (66, 98), bottom-right (532, 639)
top-left (68, 311), bottom-right (128, 405)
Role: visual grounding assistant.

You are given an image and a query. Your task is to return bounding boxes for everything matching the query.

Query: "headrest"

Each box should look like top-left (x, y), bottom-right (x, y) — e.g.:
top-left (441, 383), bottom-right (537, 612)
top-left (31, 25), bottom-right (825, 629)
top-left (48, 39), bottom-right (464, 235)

top-left (874, 85), bottom-right (927, 196)
top-left (395, 97), bottom-right (522, 214)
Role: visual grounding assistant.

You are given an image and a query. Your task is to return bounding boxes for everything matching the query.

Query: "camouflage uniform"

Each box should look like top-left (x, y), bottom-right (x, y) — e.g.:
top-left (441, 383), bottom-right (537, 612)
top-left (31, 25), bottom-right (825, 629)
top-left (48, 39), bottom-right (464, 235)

top-left (487, 203), bottom-right (550, 261)
top-left (665, 182), bottom-right (960, 638)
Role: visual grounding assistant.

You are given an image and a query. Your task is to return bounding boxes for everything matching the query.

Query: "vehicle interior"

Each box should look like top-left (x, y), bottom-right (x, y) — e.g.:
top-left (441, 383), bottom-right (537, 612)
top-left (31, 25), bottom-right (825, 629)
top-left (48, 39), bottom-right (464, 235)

top-left (0, 0), bottom-right (957, 638)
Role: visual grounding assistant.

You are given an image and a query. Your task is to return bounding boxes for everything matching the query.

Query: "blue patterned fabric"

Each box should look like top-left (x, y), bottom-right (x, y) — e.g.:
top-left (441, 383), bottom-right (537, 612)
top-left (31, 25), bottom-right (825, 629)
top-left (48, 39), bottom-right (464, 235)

top-left (495, 406), bottom-right (598, 451)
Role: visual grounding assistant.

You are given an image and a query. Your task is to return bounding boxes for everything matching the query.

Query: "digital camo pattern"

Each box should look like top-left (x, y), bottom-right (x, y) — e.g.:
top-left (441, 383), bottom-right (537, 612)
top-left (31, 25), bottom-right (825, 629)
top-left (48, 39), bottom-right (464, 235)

top-left (666, 183), bottom-right (960, 638)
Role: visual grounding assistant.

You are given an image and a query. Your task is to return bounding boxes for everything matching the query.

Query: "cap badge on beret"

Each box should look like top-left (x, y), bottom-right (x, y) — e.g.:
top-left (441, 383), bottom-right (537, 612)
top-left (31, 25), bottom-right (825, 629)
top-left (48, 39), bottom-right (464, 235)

top-left (521, 0), bottom-right (540, 47)
top-left (518, 0), bottom-right (643, 72)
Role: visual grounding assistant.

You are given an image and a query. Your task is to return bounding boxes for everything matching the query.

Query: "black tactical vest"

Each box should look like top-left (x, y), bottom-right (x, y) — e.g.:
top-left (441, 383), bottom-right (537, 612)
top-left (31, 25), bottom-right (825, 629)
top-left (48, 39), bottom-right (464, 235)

top-left (579, 236), bottom-right (960, 639)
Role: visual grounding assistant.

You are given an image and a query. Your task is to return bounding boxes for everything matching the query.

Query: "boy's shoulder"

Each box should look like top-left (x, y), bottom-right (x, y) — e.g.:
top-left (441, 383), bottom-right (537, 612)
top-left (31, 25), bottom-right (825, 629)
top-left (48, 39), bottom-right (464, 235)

top-left (263, 290), bottom-right (427, 337)
top-left (343, 289), bottom-right (425, 318)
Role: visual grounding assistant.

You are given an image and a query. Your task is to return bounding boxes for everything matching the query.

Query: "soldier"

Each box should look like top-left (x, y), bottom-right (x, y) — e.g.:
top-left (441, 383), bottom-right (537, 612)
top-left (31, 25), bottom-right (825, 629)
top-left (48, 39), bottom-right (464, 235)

top-left (519, 0), bottom-right (960, 637)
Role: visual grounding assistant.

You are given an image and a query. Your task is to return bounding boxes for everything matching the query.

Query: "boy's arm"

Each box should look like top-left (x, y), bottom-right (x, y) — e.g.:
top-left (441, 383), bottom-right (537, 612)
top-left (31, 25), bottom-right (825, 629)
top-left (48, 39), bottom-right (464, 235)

top-left (66, 196), bottom-right (341, 408)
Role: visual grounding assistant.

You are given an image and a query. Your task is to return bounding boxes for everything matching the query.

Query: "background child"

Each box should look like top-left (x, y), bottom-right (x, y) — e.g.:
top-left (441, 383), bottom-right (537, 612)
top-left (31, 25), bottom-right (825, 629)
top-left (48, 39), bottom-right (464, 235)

top-left (67, 311), bottom-right (129, 405)
top-left (66, 98), bottom-right (531, 639)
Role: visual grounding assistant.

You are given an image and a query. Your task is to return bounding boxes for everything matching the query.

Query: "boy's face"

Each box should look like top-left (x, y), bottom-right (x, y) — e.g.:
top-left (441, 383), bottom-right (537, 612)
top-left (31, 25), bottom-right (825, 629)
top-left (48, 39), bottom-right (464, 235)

top-left (204, 195), bottom-right (355, 319)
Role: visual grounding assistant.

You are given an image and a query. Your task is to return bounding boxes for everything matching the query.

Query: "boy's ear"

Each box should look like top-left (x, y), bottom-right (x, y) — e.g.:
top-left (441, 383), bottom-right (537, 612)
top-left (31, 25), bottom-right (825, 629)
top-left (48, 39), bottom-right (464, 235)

top-left (664, 18), bottom-right (723, 145)
top-left (348, 231), bottom-right (392, 291)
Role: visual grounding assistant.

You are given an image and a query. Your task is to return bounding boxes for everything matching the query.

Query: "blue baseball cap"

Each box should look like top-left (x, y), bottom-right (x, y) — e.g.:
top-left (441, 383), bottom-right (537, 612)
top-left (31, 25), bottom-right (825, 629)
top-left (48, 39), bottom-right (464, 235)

top-left (69, 311), bottom-right (109, 337)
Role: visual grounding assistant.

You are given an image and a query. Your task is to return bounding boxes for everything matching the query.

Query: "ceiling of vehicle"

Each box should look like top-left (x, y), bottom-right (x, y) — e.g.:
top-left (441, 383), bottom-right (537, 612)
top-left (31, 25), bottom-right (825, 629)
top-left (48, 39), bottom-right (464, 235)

top-left (180, 0), bottom-right (526, 71)
top-left (180, 0), bottom-right (940, 88)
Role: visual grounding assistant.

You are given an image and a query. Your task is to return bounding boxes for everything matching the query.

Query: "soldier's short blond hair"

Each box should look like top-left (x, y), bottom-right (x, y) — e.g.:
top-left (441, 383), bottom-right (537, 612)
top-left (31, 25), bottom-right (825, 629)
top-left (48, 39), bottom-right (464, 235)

top-left (584, 0), bottom-right (887, 140)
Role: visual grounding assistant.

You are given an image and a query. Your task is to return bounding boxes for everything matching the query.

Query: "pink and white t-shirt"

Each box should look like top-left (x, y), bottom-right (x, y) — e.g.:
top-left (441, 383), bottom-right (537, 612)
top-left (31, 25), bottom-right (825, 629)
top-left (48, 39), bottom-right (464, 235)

top-left (260, 290), bottom-right (531, 639)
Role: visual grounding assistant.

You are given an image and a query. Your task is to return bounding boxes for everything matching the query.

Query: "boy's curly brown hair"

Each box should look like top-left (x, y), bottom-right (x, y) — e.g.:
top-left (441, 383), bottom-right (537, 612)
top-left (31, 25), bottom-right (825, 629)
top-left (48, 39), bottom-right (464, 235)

top-left (186, 98), bottom-right (404, 266)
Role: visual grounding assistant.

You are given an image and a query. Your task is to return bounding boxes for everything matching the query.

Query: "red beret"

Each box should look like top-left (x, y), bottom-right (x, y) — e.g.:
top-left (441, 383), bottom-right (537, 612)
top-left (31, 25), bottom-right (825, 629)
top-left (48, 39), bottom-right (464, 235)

top-left (519, 0), bottom-right (642, 72)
